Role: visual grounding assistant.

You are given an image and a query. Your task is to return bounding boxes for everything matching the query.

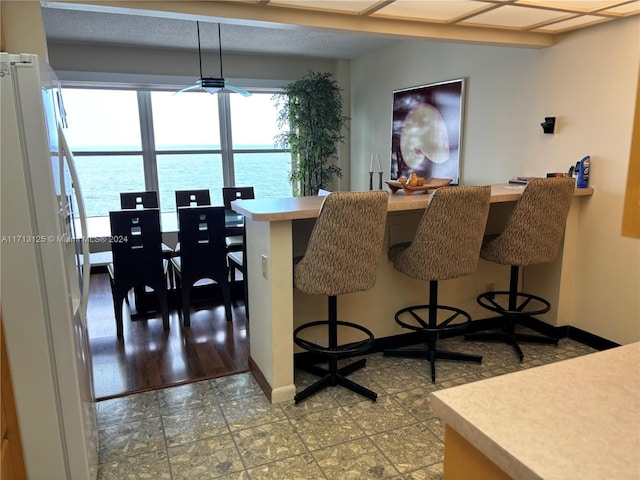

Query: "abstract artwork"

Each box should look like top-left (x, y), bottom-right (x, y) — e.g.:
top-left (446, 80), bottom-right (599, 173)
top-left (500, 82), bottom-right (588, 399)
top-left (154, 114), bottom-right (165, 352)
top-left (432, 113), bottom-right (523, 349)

top-left (391, 79), bottom-right (465, 184)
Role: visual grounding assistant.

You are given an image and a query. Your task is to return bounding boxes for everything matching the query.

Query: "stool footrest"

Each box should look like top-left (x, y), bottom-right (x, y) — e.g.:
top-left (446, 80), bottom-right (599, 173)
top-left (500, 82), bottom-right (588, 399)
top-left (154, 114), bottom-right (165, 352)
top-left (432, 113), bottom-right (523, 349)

top-left (294, 320), bottom-right (374, 357)
top-left (387, 301), bottom-right (480, 382)
top-left (477, 291), bottom-right (551, 316)
top-left (394, 304), bottom-right (472, 333)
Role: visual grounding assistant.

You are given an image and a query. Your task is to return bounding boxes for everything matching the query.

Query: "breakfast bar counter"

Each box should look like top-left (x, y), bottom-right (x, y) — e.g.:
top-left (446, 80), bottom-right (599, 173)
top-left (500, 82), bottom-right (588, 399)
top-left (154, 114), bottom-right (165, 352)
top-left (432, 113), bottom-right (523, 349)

top-left (430, 342), bottom-right (640, 480)
top-left (233, 184), bottom-right (593, 222)
top-left (232, 184), bottom-right (593, 403)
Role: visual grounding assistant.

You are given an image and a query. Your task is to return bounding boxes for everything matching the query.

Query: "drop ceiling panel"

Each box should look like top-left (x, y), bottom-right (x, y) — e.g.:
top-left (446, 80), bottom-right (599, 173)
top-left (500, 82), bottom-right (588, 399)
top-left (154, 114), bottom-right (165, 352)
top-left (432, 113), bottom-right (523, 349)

top-left (534, 14), bottom-right (612, 31)
top-left (515, 0), bottom-right (630, 12)
top-left (267, 0), bottom-right (378, 14)
top-left (605, 2), bottom-right (640, 14)
top-left (460, 4), bottom-right (574, 28)
top-left (372, 1), bottom-right (492, 23)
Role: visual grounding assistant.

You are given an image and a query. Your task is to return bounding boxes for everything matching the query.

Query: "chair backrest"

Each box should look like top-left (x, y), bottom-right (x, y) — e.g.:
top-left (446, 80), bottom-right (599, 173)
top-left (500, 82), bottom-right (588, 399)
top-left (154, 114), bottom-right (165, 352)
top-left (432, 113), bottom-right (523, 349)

top-left (177, 206), bottom-right (228, 277)
top-left (222, 186), bottom-right (255, 209)
top-left (391, 186), bottom-right (491, 281)
top-left (109, 209), bottom-right (164, 285)
top-left (481, 177), bottom-right (576, 266)
top-left (120, 191), bottom-right (159, 210)
top-left (175, 189), bottom-right (211, 208)
top-left (295, 190), bottom-right (389, 296)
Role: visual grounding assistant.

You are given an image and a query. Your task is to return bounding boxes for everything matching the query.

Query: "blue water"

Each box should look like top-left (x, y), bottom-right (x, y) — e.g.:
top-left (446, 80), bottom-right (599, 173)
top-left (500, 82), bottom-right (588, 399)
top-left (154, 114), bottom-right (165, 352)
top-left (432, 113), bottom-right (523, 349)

top-left (74, 147), bottom-right (293, 218)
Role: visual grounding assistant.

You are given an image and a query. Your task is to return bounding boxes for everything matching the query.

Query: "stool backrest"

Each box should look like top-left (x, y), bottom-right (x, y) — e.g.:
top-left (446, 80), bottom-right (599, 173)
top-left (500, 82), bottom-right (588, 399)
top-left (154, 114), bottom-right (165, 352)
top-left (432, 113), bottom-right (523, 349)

top-left (482, 177), bottom-right (576, 266)
top-left (295, 190), bottom-right (389, 296)
top-left (392, 185), bottom-right (491, 281)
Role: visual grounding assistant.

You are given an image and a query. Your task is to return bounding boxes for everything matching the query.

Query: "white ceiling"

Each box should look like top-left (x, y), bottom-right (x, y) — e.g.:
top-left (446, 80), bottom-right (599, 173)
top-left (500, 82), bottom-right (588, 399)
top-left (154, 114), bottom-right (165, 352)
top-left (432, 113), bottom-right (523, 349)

top-left (42, 0), bottom-right (640, 59)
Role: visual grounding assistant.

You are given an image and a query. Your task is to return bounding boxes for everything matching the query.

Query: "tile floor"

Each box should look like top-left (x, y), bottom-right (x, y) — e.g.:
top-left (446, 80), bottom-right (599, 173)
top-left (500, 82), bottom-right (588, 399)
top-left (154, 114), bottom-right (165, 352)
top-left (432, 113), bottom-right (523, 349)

top-left (96, 335), bottom-right (597, 479)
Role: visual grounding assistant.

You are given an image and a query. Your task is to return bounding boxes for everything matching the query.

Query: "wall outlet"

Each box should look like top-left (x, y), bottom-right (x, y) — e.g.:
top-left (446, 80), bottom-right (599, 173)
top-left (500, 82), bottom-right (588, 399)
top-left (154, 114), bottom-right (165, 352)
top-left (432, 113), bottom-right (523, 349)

top-left (261, 255), bottom-right (268, 278)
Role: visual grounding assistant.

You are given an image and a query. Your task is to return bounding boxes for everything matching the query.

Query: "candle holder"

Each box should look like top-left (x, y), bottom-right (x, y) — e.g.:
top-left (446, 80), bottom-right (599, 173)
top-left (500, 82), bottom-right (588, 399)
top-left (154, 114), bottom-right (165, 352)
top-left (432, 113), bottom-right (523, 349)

top-left (369, 172), bottom-right (374, 191)
top-left (378, 172), bottom-right (383, 190)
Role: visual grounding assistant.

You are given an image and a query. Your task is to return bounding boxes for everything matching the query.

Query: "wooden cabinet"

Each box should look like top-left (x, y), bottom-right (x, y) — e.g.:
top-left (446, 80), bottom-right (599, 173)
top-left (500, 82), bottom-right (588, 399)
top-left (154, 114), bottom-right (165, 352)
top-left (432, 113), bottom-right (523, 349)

top-left (1, 309), bottom-right (27, 479)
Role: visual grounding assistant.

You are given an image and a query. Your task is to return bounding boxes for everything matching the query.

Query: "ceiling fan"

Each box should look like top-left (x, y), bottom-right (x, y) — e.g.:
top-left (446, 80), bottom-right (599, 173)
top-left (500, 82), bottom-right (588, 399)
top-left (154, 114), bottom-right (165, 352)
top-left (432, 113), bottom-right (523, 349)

top-left (177, 22), bottom-right (251, 97)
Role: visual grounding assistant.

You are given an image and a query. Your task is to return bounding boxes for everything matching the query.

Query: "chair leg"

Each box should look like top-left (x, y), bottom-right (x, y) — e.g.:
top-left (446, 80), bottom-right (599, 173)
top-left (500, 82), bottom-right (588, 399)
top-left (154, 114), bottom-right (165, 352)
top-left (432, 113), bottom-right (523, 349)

top-left (113, 292), bottom-right (125, 340)
top-left (221, 279), bottom-right (233, 322)
top-left (182, 283), bottom-right (191, 327)
top-left (243, 266), bottom-right (249, 320)
top-left (156, 287), bottom-right (170, 331)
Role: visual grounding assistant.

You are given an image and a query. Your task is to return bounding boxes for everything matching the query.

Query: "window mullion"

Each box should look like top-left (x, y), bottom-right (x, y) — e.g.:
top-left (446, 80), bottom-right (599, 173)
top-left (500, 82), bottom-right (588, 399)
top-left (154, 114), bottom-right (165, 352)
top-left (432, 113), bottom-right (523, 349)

top-left (137, 90), bottom-right (158, 193)
top-left (218, 93), bottom-right (234, 186)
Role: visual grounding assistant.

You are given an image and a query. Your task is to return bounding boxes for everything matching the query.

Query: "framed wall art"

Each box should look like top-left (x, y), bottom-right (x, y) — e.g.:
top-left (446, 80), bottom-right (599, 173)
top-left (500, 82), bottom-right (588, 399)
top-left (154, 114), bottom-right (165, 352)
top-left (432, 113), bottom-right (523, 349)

top-left (391, 78), bottom-right (465, 184)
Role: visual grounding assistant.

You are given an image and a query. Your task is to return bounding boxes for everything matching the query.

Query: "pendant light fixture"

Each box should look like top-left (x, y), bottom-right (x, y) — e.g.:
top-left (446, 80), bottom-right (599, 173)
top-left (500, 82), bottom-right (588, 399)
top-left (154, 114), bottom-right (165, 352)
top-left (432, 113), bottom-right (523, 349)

top-left (177, 22), bottom-right (251, 97)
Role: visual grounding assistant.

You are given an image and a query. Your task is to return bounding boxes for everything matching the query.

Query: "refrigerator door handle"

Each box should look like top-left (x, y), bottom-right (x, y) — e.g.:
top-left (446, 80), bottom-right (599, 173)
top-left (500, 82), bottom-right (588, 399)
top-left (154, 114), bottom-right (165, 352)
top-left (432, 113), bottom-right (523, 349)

top-left (59, 124), bottom-right (91, 325)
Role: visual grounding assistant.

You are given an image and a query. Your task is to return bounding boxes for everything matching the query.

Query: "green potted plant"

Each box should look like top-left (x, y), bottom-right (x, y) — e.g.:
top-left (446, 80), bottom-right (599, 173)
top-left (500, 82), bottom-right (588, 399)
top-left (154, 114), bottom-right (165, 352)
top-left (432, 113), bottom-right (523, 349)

top-left (273, 71), bottom-right (349, 196)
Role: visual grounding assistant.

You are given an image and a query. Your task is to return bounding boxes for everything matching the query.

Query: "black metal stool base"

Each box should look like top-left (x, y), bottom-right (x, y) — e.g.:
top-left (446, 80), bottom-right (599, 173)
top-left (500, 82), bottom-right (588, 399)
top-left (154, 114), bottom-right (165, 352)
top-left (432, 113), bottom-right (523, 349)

top-left (466, 265), bottom-right (558, 362)
top-left (294, 358), bottom-right (376, 404)
top-left (465, 329), bottom-right (558, 363)
top-left (383, 280), bottom-right (481, 383)
top-left (385, 346), bottom-right (481, 383)
top-left (293, 296), bottom-right (376, 404)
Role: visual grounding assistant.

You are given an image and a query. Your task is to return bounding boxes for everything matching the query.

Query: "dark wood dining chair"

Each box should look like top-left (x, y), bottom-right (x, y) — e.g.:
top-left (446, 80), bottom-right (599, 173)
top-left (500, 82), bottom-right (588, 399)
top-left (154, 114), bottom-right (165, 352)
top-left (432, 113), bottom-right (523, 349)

top-left (171, 206), bottom-right (233, 326)
top-left (222, 186), bottom-right (254, 252)
top-left (227, 239), bottom-right (248, 318)
top-left (120, 190), bottom-right (175, 290)
top-left (108, 209), bottom-right (169, 339)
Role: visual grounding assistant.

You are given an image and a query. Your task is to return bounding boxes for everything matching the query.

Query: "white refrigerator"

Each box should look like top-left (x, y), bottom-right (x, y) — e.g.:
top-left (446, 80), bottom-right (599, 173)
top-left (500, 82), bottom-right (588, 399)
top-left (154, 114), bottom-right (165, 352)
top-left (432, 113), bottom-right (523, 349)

top-left (1, 53), bottom-right (98, 479)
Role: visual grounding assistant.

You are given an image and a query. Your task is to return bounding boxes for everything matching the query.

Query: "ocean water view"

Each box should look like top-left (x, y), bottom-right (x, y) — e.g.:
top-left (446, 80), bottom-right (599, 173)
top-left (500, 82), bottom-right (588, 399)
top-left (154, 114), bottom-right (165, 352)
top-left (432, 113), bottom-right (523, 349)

top-left (74, 146), bottom-right (293, 218)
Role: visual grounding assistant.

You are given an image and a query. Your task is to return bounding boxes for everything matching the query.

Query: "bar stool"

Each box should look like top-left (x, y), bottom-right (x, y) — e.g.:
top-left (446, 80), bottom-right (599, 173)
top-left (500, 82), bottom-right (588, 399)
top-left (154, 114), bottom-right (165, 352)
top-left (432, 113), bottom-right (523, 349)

top-left (293, 190), bottom-right (389, 404)
top-left (465, 177), bottom-right (576, 361)
top-left (384, 186), bottom-right (491, 382)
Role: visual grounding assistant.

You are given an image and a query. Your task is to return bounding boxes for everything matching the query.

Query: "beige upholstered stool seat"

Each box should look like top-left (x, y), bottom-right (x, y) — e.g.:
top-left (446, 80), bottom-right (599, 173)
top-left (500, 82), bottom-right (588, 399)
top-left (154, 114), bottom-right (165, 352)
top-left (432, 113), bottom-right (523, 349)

top-left (385, 185), bottom-right (491, 382)
top-left (293, 190), bottom-right (389, 404)
top-left (466, 177), bottom-right (576, 361)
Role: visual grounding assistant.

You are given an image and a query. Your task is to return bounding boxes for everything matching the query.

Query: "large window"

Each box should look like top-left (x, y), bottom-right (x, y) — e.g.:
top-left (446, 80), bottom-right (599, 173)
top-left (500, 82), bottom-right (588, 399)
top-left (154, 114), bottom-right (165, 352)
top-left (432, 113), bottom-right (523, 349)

top-left (62, 87), bottom-right (291, 217)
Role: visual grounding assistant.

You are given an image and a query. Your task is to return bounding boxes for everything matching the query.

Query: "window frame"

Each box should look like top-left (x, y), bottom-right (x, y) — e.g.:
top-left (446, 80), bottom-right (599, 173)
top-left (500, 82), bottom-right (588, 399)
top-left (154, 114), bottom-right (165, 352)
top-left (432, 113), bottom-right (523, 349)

top-left (61, 84), bottom-right (290, 215)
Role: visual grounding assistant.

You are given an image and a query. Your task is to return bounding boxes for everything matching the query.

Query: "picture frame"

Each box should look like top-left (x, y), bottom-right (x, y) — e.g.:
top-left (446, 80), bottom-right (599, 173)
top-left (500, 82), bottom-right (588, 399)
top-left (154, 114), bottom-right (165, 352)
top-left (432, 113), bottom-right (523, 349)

top-left (391, 78), bottom-right (465, 184)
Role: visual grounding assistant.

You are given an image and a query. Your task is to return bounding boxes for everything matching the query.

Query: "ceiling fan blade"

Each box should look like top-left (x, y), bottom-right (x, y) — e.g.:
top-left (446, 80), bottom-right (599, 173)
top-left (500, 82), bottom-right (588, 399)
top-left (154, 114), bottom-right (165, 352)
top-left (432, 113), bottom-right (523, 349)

top-left (225, 83), bottom-right (252, 97)
top-left (175, 83), bottom-right (201, 94)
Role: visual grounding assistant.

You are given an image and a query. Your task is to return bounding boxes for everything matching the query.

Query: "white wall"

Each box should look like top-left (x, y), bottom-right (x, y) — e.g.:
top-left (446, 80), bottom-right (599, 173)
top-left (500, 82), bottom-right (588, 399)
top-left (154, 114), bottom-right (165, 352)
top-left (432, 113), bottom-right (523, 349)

top-left (351, 17), bottom-right (640, 345)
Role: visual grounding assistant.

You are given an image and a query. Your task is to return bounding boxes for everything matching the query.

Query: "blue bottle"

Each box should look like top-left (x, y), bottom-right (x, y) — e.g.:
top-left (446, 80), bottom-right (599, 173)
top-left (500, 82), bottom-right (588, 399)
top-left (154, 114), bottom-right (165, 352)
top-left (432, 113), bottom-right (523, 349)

top-left (576, 155), bottom-right (590, 188)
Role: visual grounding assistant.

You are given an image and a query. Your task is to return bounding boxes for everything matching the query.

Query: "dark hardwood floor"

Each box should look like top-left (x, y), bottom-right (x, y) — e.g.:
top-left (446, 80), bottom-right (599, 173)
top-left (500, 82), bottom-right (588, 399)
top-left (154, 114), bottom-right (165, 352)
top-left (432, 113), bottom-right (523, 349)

top-left (87, 272), bottom-right (249, 400)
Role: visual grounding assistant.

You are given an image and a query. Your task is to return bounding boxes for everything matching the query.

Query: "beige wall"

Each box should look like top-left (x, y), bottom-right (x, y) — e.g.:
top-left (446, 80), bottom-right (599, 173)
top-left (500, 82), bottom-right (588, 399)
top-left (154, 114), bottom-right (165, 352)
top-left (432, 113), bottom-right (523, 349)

top-left (0, 1), bottom-right (48, 59)
top-left (351, 17), bottom-right (640, 345)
